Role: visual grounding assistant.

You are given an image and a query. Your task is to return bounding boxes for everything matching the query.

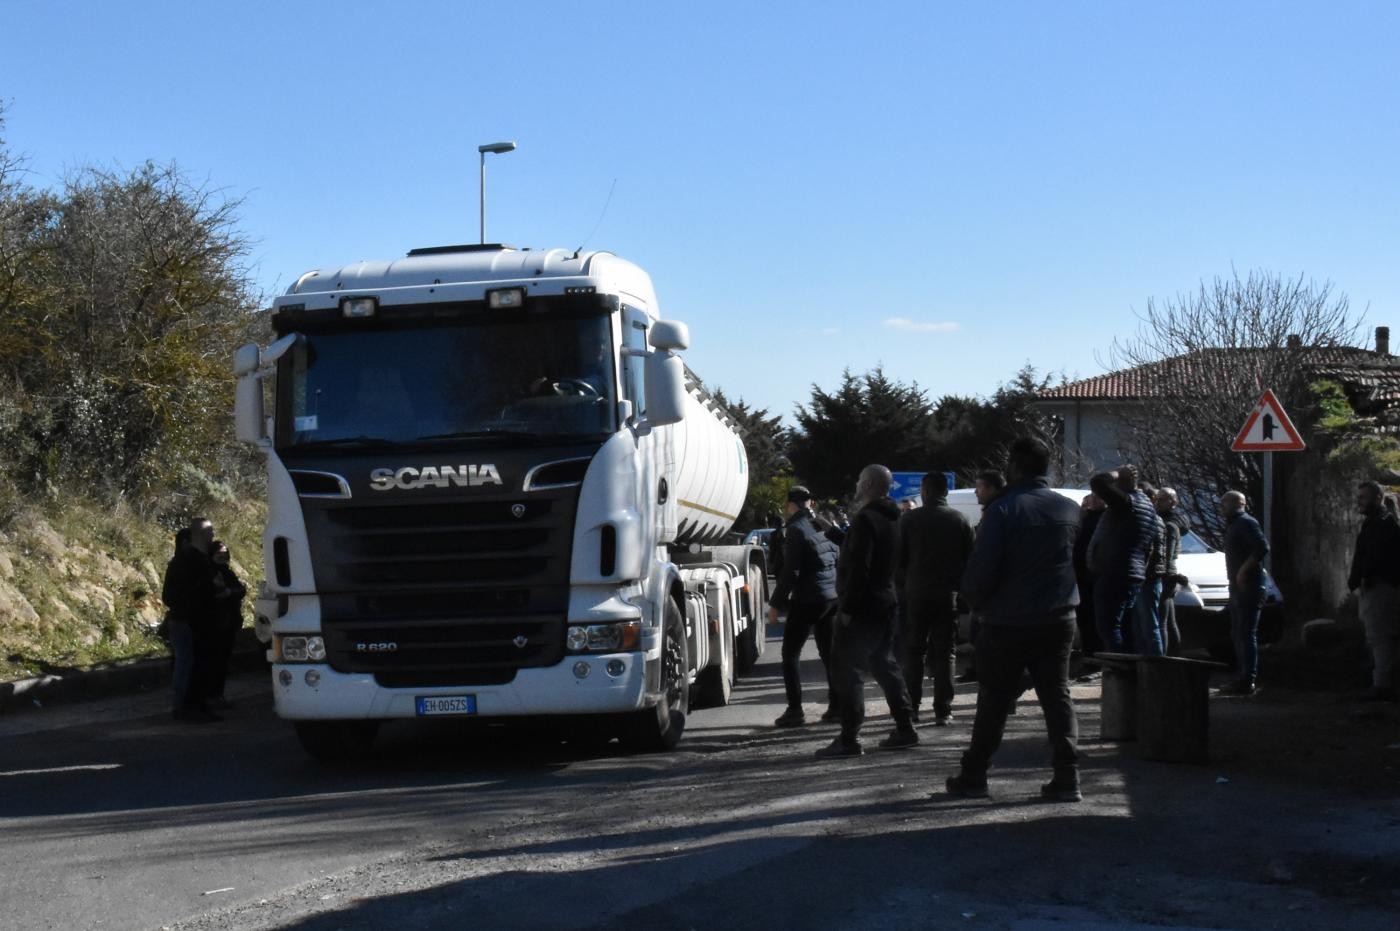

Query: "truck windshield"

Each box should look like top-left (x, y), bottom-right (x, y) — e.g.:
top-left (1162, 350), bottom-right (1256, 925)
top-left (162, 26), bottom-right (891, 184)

top-left (275, 313), bottom-right (616, 449)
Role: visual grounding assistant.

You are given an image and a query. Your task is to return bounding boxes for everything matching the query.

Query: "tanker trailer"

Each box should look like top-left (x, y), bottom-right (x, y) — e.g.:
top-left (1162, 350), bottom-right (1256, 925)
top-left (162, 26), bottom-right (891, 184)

top-left (233, 243), bottom-right (768, 758)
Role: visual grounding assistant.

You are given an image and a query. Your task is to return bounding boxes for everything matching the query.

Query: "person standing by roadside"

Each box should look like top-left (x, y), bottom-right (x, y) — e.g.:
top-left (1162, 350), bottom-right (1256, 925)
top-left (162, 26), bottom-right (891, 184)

top-left (161, 517), bottom-right (220, 723)
top-left (1219, 491), bottom-right (1269, 695)
top-left (1154, 488), bottom-right (1188, 655)
top-left (769, 486), bottom-right (842, 726)
top-left (206, 541), bottom-right (248, 708)
top-left (1087, 466), bottom-right (1159, 654)
top-left (896, 471), bottom-right (974, 725)
top-left (1348, 481), bottom-right (1400, 701)
top-left (944, 437), bottom-right (1083, 802)
top-left (817, 464), bottom-right (918, 758)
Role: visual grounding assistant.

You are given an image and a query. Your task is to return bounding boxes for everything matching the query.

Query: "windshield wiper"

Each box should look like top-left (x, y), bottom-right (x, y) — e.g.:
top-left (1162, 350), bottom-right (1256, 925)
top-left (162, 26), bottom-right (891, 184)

top-left (293, 435), bottom-right (397, 450)
top-left (416, 429), bottom-right (605, 444)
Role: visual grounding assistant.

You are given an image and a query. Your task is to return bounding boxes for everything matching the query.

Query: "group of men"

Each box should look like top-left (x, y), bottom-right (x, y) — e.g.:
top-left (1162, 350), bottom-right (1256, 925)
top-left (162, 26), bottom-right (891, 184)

top-left (765, 432), bottom-right (1307, 800)
top-left (160, 517), bottom-right (248, 723)
top-left (768, 437), bottom-right (1086, 801)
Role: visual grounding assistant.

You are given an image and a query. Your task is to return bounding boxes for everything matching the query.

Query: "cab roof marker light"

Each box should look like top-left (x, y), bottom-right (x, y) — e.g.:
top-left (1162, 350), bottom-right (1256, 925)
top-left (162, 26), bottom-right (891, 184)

top-left (340, 296), bottom-right (378, 318)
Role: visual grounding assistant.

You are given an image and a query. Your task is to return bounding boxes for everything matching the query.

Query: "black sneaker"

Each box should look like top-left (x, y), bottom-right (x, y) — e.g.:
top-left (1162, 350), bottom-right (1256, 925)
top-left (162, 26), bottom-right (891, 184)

top-left (878, 728), bottom-right (919, 750)
top-left (944, 773), bottom-right (990, 798)
top-left (955, 670), bottom-right (978, 683)
top-left (933, 713), bottom-right (954, 727)
top-left (774, 708), bottom-right (807, 727)
top-left (819, 707), bottom-right (841, 723)
top-left (1219, 679), bottom-right (1256, 696)
top-left (815, 737), bottom-right (863, 758)
top-left (1040, 778), bottom-right (1083, 803)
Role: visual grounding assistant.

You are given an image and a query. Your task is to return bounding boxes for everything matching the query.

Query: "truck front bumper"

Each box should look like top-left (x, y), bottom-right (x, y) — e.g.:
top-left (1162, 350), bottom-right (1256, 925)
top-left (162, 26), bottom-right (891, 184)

top-left (271, 654), bottom-right (649, 720)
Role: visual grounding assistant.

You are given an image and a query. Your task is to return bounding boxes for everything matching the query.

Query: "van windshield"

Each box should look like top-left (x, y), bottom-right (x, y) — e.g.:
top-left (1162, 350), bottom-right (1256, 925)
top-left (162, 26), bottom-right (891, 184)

top-left (275, 313), bottom-right (616, 449)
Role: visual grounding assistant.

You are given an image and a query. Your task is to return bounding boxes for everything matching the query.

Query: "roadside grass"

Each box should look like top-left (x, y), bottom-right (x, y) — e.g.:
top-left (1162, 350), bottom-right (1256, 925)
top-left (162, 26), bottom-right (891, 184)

top-left (0, 494), bottom-right (265, 683)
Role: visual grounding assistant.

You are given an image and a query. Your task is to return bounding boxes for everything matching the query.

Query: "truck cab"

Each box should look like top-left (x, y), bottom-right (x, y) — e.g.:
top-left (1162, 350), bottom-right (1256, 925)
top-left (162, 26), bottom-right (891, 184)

top-left (235, 245), bottom-right (765, 758)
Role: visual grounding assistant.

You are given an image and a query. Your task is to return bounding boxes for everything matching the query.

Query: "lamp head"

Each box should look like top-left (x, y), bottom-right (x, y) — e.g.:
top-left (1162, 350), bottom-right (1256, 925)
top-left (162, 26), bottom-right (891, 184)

top-left (478, 141), bottom-right (517, 155)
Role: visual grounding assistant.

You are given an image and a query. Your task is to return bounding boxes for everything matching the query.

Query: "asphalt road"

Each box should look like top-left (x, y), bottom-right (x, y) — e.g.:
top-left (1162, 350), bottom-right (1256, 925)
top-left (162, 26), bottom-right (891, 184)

top-left (3, 628), bottom-right (1398, 931)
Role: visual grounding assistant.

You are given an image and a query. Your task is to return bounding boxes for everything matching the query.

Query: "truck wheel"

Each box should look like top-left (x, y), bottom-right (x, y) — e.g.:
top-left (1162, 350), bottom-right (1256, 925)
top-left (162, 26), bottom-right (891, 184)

top-left (623, 598), bottom-right (689, 751)
top-left (694, 596), bottom-right (734, 708)
top-left (294, 721), bottom-right (379, 762)
top-left (736, 565), bottom-right (767, 672)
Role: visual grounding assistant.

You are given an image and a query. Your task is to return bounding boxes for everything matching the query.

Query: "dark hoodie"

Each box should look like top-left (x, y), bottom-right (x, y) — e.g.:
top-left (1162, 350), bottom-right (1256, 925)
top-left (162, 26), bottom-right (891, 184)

top-left (836, 496), bottom-right (902, 619)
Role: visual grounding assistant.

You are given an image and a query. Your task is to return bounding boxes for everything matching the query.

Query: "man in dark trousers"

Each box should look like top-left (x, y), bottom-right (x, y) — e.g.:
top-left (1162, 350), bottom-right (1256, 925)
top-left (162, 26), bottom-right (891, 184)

top-left (768, 486), bottom-right (842, 726)
top-left (1087, 466), bottom-right (1159, 653)
top-left (1219, 491), bottom-right (1269, 695)
top-left (1154, 488), bottom-right (1189, 655)
top-left (897, 471), bottom-right (974, 725)
top-left (161, 517), bottom-right (220, 722)
top-left (817, 464), bottom-right (918, 758)
top-left (945, 437), bottom-right (1083, 802)
top-left (1348, 481), bottom-right (1400, 701)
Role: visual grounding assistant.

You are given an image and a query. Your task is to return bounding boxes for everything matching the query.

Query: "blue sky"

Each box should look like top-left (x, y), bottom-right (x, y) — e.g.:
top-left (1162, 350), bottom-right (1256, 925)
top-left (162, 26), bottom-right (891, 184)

top-left (5, 1), bottom-right (1398, 421)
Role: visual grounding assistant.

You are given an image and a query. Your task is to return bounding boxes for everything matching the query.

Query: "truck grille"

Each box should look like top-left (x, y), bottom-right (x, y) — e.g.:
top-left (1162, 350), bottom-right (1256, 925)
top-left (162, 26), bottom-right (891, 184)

top-left (300, 486), bottom-right (579, 685)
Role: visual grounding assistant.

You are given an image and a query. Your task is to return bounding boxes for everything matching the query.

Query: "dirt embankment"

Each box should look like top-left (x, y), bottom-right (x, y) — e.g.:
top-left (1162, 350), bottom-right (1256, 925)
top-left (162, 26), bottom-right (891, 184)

top-left (0, 499), bottom-right (263, 682)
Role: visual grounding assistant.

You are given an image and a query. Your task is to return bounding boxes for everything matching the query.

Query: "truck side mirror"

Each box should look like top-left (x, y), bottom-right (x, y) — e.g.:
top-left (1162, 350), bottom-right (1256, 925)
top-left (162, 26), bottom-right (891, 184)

top-left (233, 335), bottom-right (299, 445)
top-left (234, 343), bottom-right (265, 444)
top-left (645, 350), bottom-right (686, 426)
top-left (649, 320), bottom-right (690, 352)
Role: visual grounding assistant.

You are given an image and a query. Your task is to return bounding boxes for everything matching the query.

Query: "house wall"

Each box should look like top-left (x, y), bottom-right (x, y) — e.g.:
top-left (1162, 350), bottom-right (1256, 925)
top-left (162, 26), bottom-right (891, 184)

top-left (1040, 400), bottom-right (1145, 485)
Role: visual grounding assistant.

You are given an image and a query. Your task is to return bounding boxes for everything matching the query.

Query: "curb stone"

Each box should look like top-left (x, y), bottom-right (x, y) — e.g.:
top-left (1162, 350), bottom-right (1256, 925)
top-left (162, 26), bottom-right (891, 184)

top-left (0, 637), bottom-right (267, 714)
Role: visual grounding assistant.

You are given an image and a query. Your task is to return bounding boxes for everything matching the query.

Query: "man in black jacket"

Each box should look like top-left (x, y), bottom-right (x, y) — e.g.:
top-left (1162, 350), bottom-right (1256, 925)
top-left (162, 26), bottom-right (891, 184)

top-left (769, 486), bottom-right (841, 726)
top-left (818, 464), bottom-right (918, 758)
top-left (1087, 466), bottom-right (1160, 653)
top-left (1349, 481), bottom-right (1400, 701)
top-left (945, 437), bottom-right (1083, 802)
top-left (161, 517), bottom-right (220, 722)
top-left (897, 472), bottom-right (974, 725)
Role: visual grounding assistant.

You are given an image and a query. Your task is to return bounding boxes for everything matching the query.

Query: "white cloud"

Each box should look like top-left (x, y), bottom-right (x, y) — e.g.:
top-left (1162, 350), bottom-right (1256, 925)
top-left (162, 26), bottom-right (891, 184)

top-left (882, 317), bottom-right (960, 333)
top-left (819, 326), bottom-right (841, 336)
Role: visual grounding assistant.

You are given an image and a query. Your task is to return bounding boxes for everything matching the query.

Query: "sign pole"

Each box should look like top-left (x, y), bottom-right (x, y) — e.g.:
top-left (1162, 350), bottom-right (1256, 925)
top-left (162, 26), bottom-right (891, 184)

top-left (1261, 450), bottom-right (1273, 569)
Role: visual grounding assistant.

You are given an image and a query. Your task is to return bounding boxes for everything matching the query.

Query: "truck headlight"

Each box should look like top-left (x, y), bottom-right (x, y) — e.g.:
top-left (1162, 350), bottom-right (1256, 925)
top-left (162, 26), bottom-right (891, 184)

top-left (566, 621), bottom-right (641, 654)
top-left (277, 635), bottom-right (326, 663)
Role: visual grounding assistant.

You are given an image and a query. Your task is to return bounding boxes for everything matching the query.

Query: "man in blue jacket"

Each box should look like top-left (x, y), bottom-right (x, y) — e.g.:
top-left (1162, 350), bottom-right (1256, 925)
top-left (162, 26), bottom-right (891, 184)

top-left (945, 437), bottom-right (1083, 802)
top-left (768, 485), bottom-right (841, 726)
top-left (1220, 491), bottom-right (1270, 695)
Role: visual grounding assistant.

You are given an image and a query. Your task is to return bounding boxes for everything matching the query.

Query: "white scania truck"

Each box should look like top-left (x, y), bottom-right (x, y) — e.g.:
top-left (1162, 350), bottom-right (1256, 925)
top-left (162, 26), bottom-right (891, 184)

top-left (233, 244), bottom-right (767, 759)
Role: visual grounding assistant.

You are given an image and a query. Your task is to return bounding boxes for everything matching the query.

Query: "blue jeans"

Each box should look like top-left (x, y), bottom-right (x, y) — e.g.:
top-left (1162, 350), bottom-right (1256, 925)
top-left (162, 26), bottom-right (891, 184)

top-left (1133, 577), bottom-right (1164, 656)
top-left (1229, 585), bottom-right (1265, 684)
top-left (1094, 576), bottom-right (1140, 654)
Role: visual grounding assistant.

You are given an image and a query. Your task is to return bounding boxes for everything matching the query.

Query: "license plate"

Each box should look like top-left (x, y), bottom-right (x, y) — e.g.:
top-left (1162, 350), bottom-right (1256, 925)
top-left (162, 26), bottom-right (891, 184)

top-left (415, 695), bottom-right (477, 716)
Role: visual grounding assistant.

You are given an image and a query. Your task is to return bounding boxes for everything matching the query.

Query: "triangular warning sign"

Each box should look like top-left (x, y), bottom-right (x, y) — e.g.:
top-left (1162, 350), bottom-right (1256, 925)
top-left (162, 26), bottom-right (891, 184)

top-left (1232, 389), bottom-right (1305, 452)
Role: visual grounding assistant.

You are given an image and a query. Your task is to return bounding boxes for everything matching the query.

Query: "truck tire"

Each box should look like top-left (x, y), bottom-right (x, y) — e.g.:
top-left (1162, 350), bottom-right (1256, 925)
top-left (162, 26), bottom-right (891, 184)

top-left (623, 598), bottom-right (689, 751)
top-left (694, 596), bottom-right (734, 708)
top-left (736, 564), bottom-right (767, 672)
top-left (294, 721), bottom-right (379, 762)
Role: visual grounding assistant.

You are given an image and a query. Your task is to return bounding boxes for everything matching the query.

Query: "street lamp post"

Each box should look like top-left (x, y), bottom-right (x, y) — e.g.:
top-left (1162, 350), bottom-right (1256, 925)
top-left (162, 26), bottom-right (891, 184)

top-left (478, 141), bottom-right (517, 243)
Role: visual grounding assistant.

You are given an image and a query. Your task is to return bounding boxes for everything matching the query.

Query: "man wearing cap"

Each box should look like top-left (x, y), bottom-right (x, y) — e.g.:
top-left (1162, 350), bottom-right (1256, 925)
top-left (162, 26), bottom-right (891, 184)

top-left (768, 485), bottom-right (841, 726)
